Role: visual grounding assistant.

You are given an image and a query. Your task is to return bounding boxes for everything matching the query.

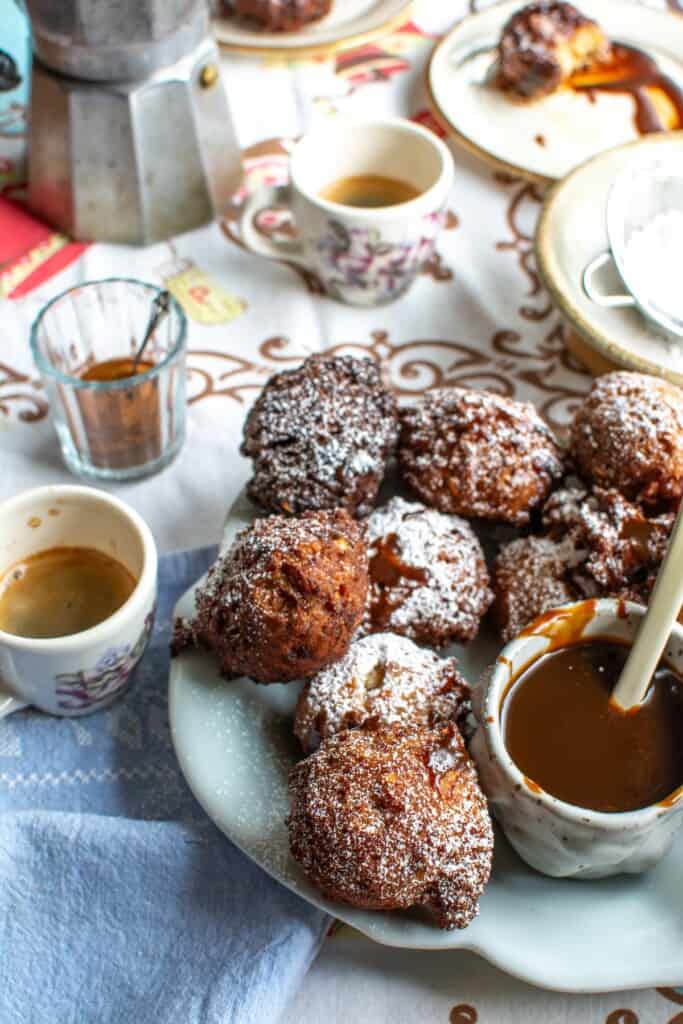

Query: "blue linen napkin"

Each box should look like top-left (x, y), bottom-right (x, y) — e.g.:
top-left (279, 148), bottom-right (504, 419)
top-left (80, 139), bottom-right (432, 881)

top-left (0, 547), bottom-right (329, 1024)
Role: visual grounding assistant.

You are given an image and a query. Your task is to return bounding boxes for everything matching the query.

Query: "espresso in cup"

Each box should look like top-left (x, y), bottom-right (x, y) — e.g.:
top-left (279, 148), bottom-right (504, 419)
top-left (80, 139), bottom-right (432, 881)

top-left (319, 175), bottom-right (421, 209)
top-left (0, 485), bottom-right (157, 717)
top-left (0, 546), bottom-right (137, 639)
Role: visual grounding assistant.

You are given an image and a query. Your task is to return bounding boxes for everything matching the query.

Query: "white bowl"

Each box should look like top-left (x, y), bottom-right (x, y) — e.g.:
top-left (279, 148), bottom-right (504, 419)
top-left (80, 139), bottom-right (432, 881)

top-left (471, 599), bottom-right (683, 879)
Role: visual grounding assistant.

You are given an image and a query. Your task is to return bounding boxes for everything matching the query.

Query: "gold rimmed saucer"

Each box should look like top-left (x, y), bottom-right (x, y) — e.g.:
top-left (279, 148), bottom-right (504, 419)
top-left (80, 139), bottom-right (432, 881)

top-left (212, 0), bottom-right (413, 60)
top-left (536, 132), bottom-right (683, 387)
top-left (426, 0), bottom-right (683, 184)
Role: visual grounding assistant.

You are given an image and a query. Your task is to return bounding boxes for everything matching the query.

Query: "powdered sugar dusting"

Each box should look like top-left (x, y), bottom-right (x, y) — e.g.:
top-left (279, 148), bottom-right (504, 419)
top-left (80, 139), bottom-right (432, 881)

top-left (360, 496), bottom-right (492, 646)
top-left (399, 387), bottom-right (563, 525)
top-left (241, 355), bottom-right (399, 516)
top-left (172, 508), bottom-right (368, 683)
top-left (624, 209), bottom-right (683, 322)
top-left (570, 371), bottom-right (683, 503)
top-left (294, 632), bottom-right (470, 752)
top-left (493, 484), bottom-right (675, 640)
top-left (287, 724), bottom-right (494, 930)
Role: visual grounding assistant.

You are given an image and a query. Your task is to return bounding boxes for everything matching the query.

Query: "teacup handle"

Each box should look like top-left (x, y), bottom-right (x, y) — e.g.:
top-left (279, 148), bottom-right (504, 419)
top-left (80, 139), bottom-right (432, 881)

top-left (582, 251), bottom-right (636, 308)
top-left (240, 184), bottom-right (309, 269)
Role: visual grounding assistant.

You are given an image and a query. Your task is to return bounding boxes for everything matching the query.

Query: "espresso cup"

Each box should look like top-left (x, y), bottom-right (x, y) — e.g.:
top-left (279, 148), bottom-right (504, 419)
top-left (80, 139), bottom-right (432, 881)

top-left (471, 599), bottom-right (683, 879)
top-left (239, 117), bottom-right (455, 307)
top-left (0, 485), bottom-right (157, 718)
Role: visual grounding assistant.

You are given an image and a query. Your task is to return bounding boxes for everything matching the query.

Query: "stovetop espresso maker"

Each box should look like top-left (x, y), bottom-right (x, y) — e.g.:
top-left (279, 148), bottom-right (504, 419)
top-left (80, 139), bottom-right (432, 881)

top-left (26, 0), bottom-right (241, 244)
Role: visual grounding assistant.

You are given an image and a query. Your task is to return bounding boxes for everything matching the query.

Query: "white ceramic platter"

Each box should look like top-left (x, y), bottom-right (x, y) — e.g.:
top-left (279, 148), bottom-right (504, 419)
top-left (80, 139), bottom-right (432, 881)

top-left (169, 488), bottom-right (683, 993)
top-left (212, 0), bottom-right (412, 57)
top-left (427, 0), bottom-right (683, 182)
top-left (536, 132), bottom-right (683, 387)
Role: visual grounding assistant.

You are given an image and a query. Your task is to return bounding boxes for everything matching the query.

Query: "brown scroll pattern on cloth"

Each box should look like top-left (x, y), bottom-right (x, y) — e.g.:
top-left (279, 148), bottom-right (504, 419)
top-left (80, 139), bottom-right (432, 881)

top-left (494, 172), bottom-right (554, 322)
top-left (0, 360), bottom-right (48, 422)
top-left (659, 989), bottom-right (683, 1006)
top-left (186, 350), bottom-right (271, 407)
top-left (184, 325), bottom-right (591, 435)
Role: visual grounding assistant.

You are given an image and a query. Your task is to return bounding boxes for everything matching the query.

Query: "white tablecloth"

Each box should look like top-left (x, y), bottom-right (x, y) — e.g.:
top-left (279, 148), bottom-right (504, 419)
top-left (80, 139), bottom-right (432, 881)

top-left (2, 1), bottom-right (682, 1019)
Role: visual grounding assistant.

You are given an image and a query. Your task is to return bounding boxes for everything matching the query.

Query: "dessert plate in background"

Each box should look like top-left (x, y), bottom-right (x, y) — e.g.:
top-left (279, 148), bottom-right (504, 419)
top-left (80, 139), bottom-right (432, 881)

top-left (212, 0), bottom-right (412, 57)
top-left (427, 0), bottom-right (683, 183)
top-left (169, 487), bottom-right (683, 994)
top-left (536, 132), bottom-right (683, 386)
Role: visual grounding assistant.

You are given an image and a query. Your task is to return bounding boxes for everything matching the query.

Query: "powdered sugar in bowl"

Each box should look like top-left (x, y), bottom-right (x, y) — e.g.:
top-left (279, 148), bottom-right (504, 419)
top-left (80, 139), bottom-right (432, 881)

top-left (582, 160), bottom-right (683, 342)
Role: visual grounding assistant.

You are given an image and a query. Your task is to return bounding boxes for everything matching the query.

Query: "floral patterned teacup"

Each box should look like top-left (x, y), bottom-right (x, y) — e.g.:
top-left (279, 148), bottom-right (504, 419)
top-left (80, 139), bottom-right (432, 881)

top-left (0, 485), bottom-right (157, 717)
top-left (239, 117), bottom-right (455, 306)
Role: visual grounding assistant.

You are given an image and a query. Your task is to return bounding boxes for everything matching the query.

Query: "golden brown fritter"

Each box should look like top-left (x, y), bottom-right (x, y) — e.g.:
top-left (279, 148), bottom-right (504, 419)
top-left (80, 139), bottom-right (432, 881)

top-left (288, 724), bottom-right (493, 929)
top-left (294, 632), bottom-right (471, 753)
top-left (172, 509), bottom-right (368, 683)
top-left (398, 387), bottom-right (563, 526)
top-left (357, 496), bottom-right (493, 648)
top-left (570, 372), bottom-right (683, 507)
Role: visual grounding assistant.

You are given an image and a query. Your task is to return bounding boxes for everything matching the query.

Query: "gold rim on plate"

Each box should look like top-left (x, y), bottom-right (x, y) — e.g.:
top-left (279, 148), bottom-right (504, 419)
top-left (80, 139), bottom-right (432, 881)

top-left (535, 132), bottom-right (683, 387)
top-left (213, 1), bottom-right (413, 60)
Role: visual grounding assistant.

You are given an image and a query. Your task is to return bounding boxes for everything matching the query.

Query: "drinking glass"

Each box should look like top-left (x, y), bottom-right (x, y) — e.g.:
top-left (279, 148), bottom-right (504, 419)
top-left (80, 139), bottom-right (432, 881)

top-left (31, 278), bottom-right (187, 481)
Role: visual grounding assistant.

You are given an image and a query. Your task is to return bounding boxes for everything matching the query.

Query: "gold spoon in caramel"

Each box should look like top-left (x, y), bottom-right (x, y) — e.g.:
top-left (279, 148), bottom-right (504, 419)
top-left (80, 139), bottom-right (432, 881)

top-left (611, 501), bottom-right (683, 711)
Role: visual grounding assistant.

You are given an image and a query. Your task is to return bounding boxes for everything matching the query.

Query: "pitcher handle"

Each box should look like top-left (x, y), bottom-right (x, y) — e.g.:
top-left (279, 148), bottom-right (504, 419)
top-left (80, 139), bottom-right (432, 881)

top-left (582, 251), bottom-right (636, 308)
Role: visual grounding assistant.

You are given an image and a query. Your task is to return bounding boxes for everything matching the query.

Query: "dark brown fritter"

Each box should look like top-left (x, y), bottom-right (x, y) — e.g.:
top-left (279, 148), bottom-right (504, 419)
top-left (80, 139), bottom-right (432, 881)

top-left (294, 633), bottom-right (471, 754)
top-left (570, 371), bottom-right (683, 506)
top-left (171, 509), bottom-right (368, 684)
top-left (287, 724), bottom-right (493, 929)
top-left (358, 496), bottom-right (492, 647)
top-left (241, 355), bottom-right (399, 517)
top-left (226, 0), bottom-right (332, 31)
top-left (542, 485), bottom-right (673, 591)
top-left (491, 533), bottom-right (579, 643)
top-left (398, 387), bottom-right (563, 526)
top-left (494, 1), bottom-right (610, 100)
top-left (492, 485), bottom-right (675, 641)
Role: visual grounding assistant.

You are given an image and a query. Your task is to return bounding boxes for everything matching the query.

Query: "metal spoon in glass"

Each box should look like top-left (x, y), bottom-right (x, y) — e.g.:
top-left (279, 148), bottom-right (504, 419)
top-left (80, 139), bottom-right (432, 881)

top-left (611, 501), bottom-right (683, 710)
top-left (132, 289), bottom-right (171, 373)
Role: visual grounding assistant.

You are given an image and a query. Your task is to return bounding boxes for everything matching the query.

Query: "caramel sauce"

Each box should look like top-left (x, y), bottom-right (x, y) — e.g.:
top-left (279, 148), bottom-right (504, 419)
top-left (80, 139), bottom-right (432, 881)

top-left (523, 776), bottom-right (543, 795)
top-left (75, 357), bottom-right (161, 470)
top-left (518, 599), bottom-right (597, 650)
top-left (503, 641), bottom-right (683, 812)
top-left (569, 44), bottom-right (683, 133)
top-left (0, 546), bottom-right (136, 639)
top-left (368, 534), bottom-right (427, 630)
top-left (621, 517), bottom-right (656, 559)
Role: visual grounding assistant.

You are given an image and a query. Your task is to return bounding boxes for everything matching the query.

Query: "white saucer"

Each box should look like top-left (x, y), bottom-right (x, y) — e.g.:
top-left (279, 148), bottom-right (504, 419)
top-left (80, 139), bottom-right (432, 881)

top-left (212, 0), bottom-right (412, 57)
top-left (427, 0), bottom-right (683, 183)
top-left (536, 132), bottom-right (683, 385)
top-left (169, 487), bottom-right (683, 993)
